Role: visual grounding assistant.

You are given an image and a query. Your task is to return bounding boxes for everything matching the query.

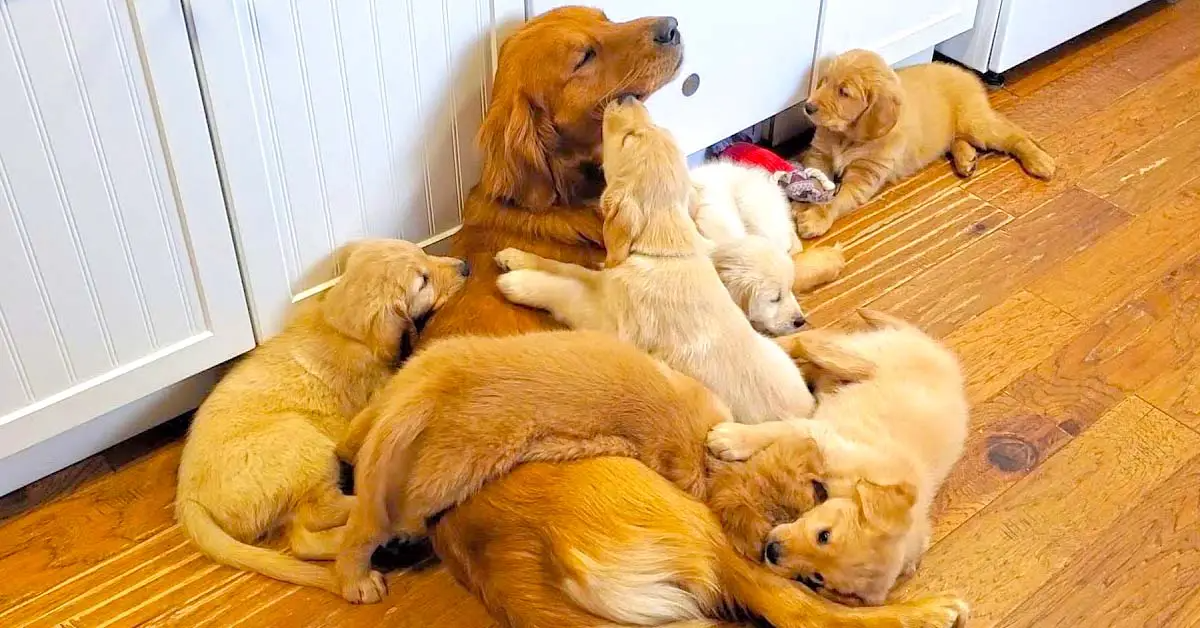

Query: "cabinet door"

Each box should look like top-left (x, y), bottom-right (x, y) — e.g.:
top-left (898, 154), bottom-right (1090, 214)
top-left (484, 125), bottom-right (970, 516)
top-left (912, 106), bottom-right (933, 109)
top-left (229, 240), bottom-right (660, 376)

top-left (528, 1), bottom-right (822, 157)
top-left (819, 0), bottom-right (979, 64)
top-left (0, 0), bottom-right (254, 459)
top-left (192, 0), bottom-right (512, 338)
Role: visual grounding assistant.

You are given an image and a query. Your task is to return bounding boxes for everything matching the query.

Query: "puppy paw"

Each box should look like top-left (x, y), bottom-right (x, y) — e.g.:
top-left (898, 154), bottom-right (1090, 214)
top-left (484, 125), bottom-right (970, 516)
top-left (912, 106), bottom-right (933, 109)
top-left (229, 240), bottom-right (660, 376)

top-left (707, 422), bottom-right (769, 461)
top-left (902, 595), bottom-right (969, 628)
top-left (339, 569), bottom-right (387, 604)
top-left (796, 208), bottom-right (836, 239)
top-left (495, 269), bottom-right (543, 305)
top-left (494, 248), bottom-right (536, 272)
top-left (1022, 150), bottom-right (1056, 180)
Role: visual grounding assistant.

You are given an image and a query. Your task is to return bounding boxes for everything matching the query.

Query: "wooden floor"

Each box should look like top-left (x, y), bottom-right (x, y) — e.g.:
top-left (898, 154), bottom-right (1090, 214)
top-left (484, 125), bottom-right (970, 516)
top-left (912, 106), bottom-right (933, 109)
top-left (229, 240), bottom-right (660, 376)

top-left (5, 2), bottom-right (1200, 626)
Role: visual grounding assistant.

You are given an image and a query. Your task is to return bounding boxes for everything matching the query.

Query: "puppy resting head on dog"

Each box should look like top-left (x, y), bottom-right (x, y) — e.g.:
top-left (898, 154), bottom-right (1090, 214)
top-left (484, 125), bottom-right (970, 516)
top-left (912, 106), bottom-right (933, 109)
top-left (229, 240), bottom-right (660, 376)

top-left (805, 49), bottom-right (902, 142)
top-left (709, 236), bottom-right (807, 336)
top-left (599, 97), bottom-right (700, 266)
top-left (322, 239), bottom-right (468, 363)
top-left (480, 7), bottom-right (683, 209)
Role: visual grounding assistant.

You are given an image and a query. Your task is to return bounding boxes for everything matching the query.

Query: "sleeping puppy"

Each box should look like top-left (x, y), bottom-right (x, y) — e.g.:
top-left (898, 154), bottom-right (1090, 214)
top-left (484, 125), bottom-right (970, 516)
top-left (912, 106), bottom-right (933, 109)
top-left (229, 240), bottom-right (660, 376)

top-left (331, 330), bottom-right (826, 604)
top-left (174, 239), bottom-right (466, 595)
top-left (708, 310), bottom-right (969, 606)
top-left (795, 49), bottom-right (1055, 238)
top-left (689, 161), bottom-right (846, 335)
top-left (494, 96), bottom-right (816, 424)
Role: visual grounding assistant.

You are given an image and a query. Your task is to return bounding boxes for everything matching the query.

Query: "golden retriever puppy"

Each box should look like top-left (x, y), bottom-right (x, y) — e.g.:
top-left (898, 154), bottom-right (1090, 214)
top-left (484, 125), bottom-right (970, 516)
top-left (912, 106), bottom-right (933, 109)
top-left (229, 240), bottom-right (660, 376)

top-left (331, 330), bottom-right (829, 604)
top-left (434, 457), bottom-right (968, 628)
top-left (795, 49), bottom-right (1055, 237)
top-left (494, 97), bottom-right (816, 425)
top-left (174, 239), bottom-right (466, 594)
top-left (707, 310), bottom-right (969, 606)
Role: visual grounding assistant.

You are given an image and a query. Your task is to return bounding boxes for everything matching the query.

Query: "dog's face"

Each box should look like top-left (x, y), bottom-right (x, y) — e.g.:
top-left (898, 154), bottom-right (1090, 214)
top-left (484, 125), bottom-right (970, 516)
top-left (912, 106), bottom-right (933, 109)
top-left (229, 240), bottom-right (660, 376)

top-left (706, 436), bottom-right (828, 562)
top-left (761, 479), bottom-right (917, 606)
top-left (805, 49), bottom-right (902, 141)
top-left (710, 237), bottom-right (807, 336)
top-left (598, 97), bottom-right (693, 266)
top-left (479, 7), bottom-right (684, 208)
top-left (323, 239), bottom-right (468, 360)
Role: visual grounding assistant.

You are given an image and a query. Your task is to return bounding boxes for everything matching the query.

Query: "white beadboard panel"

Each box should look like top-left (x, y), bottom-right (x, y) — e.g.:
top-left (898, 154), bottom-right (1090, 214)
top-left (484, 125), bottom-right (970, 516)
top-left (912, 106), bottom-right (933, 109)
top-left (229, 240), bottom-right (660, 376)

top-left (818, 0), bottom-right (979, 63)
top-left (0, 0), bottom-right (253, 458)
top-left (192, 0), bottom-right (504, 338)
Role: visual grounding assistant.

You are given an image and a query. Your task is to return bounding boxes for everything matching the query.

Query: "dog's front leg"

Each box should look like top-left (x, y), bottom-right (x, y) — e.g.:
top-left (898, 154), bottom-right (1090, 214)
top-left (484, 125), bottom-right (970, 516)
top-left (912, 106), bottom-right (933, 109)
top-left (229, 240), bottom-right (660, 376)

top-left (795, 159), bottom-right (889, 238)
top-left (706, 420), bottom-right (817, 461)
top-left (496, 269), bottom-right (607, 331)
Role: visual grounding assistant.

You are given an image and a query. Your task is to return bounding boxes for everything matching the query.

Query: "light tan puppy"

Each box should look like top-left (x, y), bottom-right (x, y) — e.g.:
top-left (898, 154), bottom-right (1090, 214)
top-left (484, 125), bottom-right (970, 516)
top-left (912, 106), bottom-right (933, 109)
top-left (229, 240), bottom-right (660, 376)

top-left (495, 96), bottom-right (816, 424)
top-left (708, 310), bottom-right (969, 606)
top-left (331, 330), bottom-right (828, 605)
top-left (796, 49), bottom-right (1055, 237)
top-left (175, 239), bottom-right (466, 594)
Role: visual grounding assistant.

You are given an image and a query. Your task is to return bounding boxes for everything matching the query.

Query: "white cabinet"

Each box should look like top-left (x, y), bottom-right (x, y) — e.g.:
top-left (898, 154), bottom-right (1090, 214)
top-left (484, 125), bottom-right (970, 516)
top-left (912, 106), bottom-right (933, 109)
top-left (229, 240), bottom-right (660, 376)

top-left (0, 0), bottom-right (253, 463)
top-left (818, 0), bottom-right (978, 64)
top-left (191, 0), bottom-right (513, 339)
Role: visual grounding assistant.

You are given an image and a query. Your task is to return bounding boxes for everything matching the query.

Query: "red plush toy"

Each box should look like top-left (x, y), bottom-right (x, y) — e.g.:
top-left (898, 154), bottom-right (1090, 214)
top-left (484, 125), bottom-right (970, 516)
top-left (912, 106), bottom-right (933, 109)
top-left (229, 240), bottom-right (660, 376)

top-left (713, 141), bottom-right (835, 204)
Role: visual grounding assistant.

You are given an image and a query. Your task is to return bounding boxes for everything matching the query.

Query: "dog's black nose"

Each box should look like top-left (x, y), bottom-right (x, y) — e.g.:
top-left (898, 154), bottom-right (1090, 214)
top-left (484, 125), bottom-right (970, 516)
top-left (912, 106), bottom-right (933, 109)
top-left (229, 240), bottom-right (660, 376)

top-left (458, 261), bottom-right (471, 277)
top-left (803, 101), bottom-right (818, 115)
top-left (653, 17), bottom-right (680, 46)
top-left (764, 541), bottom-right (782, 565)
top-left (793, 315), bottom-right (808, 329)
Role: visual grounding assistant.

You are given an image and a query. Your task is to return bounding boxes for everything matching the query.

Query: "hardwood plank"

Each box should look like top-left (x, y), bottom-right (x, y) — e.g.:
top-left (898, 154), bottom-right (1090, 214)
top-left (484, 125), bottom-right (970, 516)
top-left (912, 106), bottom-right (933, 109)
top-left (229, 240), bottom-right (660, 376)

top-left (895, 397), bottom-right (1200, 626)
top-left (1079, 112), bottom-right (1200, 214)
top-left (941, 291), bottom-right (1084, 404)
top-left (1140, 350), bottom-right (1200, 429)
top-left (1015, 253), bottom-right (1200, 435)
top-left (969, 54), bottom-right (1200, 217)
top-left (0, 454), bottom-right (111, 524)
top-left (1028, 178), bottom-right (1200, 321)
top-left (996, 451), bottom-right (1200, 628)
top-left (929, 393), bottom-right (1071, 542)
top-left (866, 188), bottom-right (1127, 338)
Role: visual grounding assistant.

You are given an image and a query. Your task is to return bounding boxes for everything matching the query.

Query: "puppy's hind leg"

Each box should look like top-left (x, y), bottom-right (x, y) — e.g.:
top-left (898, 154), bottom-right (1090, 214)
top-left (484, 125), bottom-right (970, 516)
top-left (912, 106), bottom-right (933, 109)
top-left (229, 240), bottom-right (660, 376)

top-left (962, 111), bottom-right (1055, 179)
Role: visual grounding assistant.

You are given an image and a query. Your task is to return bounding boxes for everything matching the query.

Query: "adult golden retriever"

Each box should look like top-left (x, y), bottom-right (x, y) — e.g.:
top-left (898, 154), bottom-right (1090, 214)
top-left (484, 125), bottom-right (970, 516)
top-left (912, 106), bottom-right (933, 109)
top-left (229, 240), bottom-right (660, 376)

top-left (794, 49), bottom-right (1055, 238)
top-left (396, 8), bottom-right (965, 628)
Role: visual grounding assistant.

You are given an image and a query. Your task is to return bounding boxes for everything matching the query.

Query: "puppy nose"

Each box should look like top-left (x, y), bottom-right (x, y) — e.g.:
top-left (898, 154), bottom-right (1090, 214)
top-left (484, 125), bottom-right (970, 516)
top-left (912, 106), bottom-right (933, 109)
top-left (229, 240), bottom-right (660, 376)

top-left (619, 93), bottom-right (638, 105)
top-left (793, 315), bottom-right (808, 329)
top-left (803, 101), bottom-right (818, 115)
top-left (653, 17), bottom-right (680, 46)
top-left (458, 261), bottom-right (471, 277)
top-left (764, 541), bottom-right (782, 565)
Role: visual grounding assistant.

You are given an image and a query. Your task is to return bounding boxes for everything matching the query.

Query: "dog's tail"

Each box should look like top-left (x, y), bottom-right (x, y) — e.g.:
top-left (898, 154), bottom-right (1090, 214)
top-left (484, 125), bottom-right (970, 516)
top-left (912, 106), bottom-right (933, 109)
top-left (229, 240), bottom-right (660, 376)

top-left (176, 499), bottom-right (336, 592)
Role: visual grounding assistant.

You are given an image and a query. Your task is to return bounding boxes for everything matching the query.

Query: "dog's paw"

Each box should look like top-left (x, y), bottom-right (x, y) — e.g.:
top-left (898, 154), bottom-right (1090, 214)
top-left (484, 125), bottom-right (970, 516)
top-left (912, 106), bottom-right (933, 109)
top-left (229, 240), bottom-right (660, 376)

top-left (902, 595), bottom-right (969, 628)
top-left (495, 269), bottom-right (541, 304)
top-left (494, 248), bottom-right (535, 272)
top-left (1023, 150), bottom-right (1056, 180)
top-left (707, 422), bottom-right (767, 461)
top-left (339, 569), bottom-right (387, 604)
top-left (796, 208), bottom-right (836, 239)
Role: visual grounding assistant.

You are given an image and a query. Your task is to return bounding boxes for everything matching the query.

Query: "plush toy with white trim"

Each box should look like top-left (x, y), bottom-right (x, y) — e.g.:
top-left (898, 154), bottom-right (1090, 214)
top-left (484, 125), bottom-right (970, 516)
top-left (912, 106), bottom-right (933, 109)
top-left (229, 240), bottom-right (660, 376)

top-left (712, 141), bottom-right (835, 204)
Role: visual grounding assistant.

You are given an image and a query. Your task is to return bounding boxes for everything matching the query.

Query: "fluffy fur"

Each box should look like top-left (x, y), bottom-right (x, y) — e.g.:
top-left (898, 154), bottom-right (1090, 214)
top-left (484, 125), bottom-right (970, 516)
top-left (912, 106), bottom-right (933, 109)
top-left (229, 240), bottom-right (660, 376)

top-left (174, 239), bottom-right (466, 594)
top-left (689, 162), bottom-right (846, 335)
top-left (708, 310), bottom-right (970, 606)
top-left (795, 49), bottom-right (1055, 238)
top-left (495, 97), bottom-right (816, 424)
top-left (331, 331), bottom-right (827, 604)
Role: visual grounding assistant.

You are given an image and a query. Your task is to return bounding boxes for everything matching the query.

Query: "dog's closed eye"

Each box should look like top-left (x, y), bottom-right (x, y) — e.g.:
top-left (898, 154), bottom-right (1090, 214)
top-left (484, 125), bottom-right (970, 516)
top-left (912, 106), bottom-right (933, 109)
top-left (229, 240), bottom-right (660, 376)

top-left (575, 47), bottom-right (596, 71)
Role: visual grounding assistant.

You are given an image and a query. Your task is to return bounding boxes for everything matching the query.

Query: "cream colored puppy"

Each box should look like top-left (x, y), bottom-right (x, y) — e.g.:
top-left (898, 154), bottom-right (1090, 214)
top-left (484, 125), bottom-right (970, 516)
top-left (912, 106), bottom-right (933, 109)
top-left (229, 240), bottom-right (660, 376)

top-left (175, 239), bottom-right (466, 595)
top-left (689, 161), bottom-right (846, 336)
top-left (495, 95), bottom-right (815, 425)
top-left (707, 309), bottom-right (968, 606)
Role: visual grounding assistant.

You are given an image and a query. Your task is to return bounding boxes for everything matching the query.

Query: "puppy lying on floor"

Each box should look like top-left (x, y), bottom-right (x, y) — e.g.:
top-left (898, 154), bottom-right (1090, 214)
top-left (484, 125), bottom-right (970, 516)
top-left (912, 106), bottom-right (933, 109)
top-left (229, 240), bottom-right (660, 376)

top-left (495, 96), bottom-right (816, 424)
top-left (333, 331), bottom-right (968, 628)
top-left (708, 310), bottom-right (969, 606)
top-left (175, 239), bottom-right (467, 594)
top-left (795, 48), bottom-right (1055, 238)
top-left (689, 161), bottom-right (846, 335)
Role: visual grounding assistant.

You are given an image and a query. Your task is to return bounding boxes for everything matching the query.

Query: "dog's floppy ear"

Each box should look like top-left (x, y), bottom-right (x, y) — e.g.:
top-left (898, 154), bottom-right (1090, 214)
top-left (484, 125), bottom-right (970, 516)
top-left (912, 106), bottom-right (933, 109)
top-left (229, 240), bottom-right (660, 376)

top-left (857, 73), bottom-right (902, 141)
top-left (600, 188), bottom-right (645, 267)
top-left (479, 87), bottom-right (559, 208)
top-left (855, 480), bottom-right (916, 535)
top-left (775, 330), bottom-right (876, 382)
top-left (323, 254), bottom-right (411, 360)
top-left (857, 308), bottom-right (912, 331)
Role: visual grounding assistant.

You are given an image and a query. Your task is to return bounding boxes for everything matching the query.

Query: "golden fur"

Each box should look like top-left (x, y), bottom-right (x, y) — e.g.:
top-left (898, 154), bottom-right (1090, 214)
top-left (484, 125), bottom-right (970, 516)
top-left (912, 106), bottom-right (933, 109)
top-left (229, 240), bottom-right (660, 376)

top-left (331, 331), bottom-right (828, 604)
top-left (795, 49), bottom-right (1055, 238)
top-left (708, 310), bottom-right (969, 606)
top-left (494, 97), bottom-right (816, 424)
top-left (174, 239), bottom-right (466, 594)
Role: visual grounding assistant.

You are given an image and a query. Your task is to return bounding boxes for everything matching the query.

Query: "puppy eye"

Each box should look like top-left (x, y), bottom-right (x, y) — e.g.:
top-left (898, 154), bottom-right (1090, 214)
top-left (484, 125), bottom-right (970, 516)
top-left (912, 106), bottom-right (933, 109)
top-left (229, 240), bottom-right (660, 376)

top-left (817, 529), bottom-right (831, 546)
top-left (839, 85), bottom-right (853, 98)
top-left (770, 293), bottom-right (782, 304)
top-left (418, 272), bottom-right (429, 288)
top-left (812, 480), bottom-right (828, 504)
top-left (575, 47), bottom-right (597, 71)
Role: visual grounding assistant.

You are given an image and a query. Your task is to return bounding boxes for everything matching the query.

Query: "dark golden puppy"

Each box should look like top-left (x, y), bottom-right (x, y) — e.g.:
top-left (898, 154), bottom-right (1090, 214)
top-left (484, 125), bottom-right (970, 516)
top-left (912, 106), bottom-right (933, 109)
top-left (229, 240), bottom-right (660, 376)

top-left (795, 49), bottom-right (1054, 238)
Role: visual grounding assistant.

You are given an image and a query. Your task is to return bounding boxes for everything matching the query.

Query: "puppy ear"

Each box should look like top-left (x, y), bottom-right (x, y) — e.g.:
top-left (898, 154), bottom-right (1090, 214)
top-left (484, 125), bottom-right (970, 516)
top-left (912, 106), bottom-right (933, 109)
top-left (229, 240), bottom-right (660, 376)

top-left (323, 262), bottom-right (409, 361)
top-left (857, 308), bottom-right (911, 331)
top-left (706, 462), bottom-right (775, 560)
top-left (479, 88), bottom-right (559, 208)
top-left (855, 480), bottom-right (916, 534)
top-left (858, 75), bottom-right (902, 140)
top-left (775, 330), bottom-right (876, 382)
top-left (600, 188), bottom-right (645, 267)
